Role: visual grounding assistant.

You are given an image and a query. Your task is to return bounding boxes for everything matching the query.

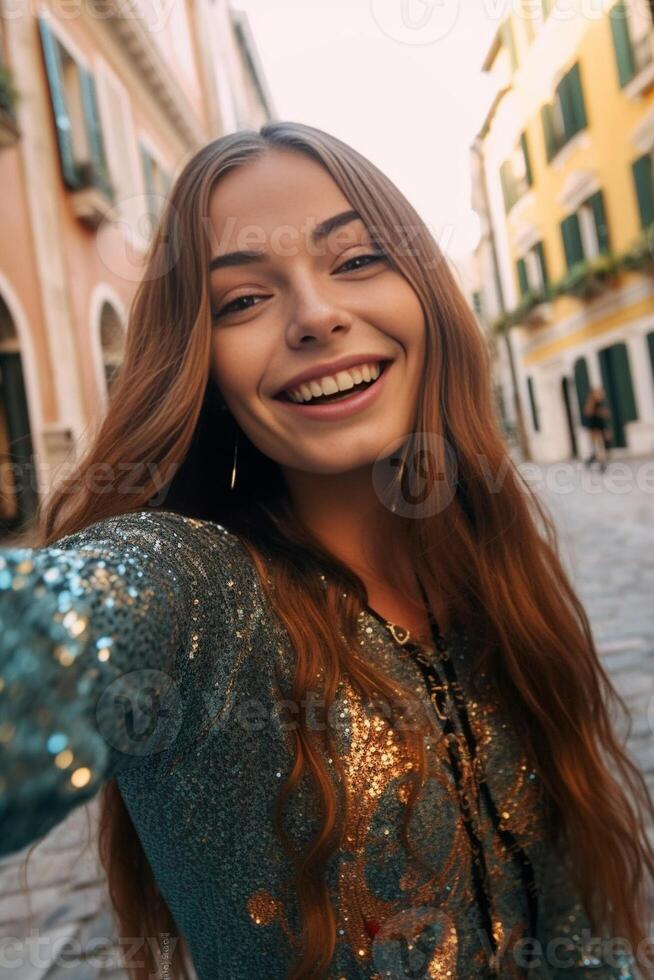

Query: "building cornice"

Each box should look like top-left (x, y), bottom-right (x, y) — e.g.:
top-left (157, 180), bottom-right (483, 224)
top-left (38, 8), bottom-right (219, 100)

top-left (87, 0), bottom-right (206, 148)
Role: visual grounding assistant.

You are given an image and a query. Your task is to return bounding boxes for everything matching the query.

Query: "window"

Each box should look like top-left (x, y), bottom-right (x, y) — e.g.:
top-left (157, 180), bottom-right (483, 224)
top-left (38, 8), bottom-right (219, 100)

top-left (140, 142), bottom-right (172, 226)
top-left (610, 0), bottom-right (654, 86)
top-left (540, 62), bottom-right (587, 162)
top-left (632, 150), bottom-right (654, 227)
top-left (560, 190), bottom-right (610, 268)
top-left (500, 132), bottom-right (533, 211)
top-left (516, 240), bottom-right (549, 296)
top-left (38, 17), bottom-right (112, 199)
top-left (526, 376), bottom-right (540, 431)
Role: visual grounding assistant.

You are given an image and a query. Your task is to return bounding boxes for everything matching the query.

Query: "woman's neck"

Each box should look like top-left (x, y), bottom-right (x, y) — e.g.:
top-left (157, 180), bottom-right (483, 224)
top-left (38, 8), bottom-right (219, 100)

top-left (280, 464), bottom-right (446, 638)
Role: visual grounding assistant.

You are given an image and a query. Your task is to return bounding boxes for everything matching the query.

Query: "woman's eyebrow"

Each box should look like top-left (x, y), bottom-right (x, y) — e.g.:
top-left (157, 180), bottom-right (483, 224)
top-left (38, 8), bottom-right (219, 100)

top-left (208, 209), bottom-right (364, 272)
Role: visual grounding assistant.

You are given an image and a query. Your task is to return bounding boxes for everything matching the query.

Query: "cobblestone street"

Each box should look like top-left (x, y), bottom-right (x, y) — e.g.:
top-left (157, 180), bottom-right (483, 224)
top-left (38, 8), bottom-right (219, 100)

top-left (533, 456), bottom-right (654, 816)
top-left (1, 458), bottom-right (653, 978)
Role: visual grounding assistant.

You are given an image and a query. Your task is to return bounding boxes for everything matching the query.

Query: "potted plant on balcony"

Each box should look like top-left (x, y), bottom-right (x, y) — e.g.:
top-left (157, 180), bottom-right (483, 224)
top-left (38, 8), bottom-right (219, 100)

top-left (551, 253), bottom-right (620, 301)
top-left (0, 65), bottom-right (20, 149)
top-left (618, 229), bottom-right (654, 274)
top-left (512, 286), bottom-right (551, 325)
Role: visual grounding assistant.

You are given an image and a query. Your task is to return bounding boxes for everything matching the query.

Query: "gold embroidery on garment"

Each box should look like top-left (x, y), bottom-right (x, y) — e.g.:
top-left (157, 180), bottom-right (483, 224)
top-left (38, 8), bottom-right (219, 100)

top-left (334, 676), bottom-right (469, 966)
top-left (247, 889), bottom-right (281, 927)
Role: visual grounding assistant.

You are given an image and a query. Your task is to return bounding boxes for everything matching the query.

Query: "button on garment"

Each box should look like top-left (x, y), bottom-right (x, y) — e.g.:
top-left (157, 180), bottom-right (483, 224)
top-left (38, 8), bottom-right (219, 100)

top-left (0, 509), bottom-right (636, 978)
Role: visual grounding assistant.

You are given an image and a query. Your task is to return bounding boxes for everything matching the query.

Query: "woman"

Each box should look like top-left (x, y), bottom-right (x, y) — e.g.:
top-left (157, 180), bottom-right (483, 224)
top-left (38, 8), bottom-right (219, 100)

top-left (1, 122), bottom-right (653, 979)
top-left (583, 386), bottom-right (612, 472)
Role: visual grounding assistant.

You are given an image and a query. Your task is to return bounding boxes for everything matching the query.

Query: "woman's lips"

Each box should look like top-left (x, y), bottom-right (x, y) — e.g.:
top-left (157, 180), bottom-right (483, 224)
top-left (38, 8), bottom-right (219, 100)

top-left (272, 361), bottom-right (392, 422)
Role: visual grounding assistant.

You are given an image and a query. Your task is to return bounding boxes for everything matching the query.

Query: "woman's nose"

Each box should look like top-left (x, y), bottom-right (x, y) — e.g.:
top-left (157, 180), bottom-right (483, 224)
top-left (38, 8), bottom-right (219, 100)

top-left (285, 290), bottom-right (353, 346)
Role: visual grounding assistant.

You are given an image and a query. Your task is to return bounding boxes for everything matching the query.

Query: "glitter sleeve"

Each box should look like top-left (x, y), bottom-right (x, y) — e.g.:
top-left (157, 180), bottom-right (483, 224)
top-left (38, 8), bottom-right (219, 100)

top-left (0, 509), bottom-right (200, 858)
top-left (535, 842), bottom-right (637, 977)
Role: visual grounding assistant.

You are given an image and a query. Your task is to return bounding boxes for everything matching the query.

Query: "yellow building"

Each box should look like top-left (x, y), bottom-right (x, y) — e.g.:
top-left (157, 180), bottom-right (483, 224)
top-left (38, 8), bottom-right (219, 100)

top-left (0, 0), bottom-right (274, 535)
top-left (470, 0), bottom-right (654, 462)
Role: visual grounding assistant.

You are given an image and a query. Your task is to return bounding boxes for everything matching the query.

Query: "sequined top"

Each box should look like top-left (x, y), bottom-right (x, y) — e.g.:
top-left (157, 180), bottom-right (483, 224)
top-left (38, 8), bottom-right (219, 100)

top-left (0, 509), bottom-right (636, 979)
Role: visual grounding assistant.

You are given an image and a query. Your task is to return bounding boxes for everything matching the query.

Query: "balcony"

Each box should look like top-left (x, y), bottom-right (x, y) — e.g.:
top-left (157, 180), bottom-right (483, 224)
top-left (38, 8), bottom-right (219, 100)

top-left (0, 67), bottom-right (20, 150)
top-left (490, 288), bottom-right (552, 335)
top-left (70, 160), bottom-right (115, 229)
top-left (550, 254), bottom-right (621, 301)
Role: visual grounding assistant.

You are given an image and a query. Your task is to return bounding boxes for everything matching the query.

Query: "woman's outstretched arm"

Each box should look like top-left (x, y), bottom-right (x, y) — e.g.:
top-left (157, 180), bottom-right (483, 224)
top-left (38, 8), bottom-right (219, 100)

top-left (0, 509), bottom-right (200, 857)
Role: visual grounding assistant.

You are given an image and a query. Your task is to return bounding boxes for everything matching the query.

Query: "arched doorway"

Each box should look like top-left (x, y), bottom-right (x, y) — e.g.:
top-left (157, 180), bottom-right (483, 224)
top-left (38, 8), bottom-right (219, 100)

top-left (0, 295), bottom-right (38, 533)
top-left (100, 301), bottom-right (125, 395)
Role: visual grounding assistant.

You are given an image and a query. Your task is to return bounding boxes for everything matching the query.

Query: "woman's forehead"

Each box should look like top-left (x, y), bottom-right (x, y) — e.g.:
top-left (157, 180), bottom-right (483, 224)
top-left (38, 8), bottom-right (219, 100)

top-left (206, 155), bottom-right (364, 263)
top-left (208, 151), bottom-right (352, 236)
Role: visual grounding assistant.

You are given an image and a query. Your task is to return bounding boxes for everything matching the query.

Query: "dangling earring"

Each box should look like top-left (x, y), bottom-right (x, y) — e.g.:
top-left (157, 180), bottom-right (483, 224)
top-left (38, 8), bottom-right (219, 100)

top-left (230, 432), bottom-right (238, 490)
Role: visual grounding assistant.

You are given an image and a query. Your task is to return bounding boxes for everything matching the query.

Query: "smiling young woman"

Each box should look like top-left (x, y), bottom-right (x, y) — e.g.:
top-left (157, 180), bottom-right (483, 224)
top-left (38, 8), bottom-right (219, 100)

top-left (1, 121), bottom-right (653, 980)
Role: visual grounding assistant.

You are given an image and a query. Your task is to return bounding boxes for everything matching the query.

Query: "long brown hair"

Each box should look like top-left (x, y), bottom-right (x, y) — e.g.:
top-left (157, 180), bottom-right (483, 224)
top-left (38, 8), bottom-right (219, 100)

top-left (18, 121), bottom-right (654, 978)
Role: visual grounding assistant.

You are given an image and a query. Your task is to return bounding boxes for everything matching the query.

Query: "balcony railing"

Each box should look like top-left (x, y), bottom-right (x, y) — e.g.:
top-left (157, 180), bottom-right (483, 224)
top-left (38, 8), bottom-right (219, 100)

top-left (69, 159), bottom-right (115, 229)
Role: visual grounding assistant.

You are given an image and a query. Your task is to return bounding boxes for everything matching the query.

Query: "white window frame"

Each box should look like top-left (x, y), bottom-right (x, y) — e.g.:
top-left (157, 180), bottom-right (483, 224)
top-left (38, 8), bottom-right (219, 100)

top-left (524, 247), bottom-right (544, 292)
top-left (578, 201), bottom-right (599, 260)
top-left (93, 57), bottom-right (146, 250)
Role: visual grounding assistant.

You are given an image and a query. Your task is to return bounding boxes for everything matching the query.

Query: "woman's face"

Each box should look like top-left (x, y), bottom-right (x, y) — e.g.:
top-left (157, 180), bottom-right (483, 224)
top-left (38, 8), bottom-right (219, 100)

top-left (207, 148), bottom-right (426, 475)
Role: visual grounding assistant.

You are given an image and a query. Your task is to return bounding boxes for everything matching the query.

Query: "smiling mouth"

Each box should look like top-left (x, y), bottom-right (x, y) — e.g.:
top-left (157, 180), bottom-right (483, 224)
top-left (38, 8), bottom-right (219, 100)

top-left (276, 360), bottom-right (391, 405)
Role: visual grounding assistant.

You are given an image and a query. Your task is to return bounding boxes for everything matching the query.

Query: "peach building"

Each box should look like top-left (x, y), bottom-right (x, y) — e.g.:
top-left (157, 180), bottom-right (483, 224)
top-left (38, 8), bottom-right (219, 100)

top-left (0, 0), bottom-right (274, 535)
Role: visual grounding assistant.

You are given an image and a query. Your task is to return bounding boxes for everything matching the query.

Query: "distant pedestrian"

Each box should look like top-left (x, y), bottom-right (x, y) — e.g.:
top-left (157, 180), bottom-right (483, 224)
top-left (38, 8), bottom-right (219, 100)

top-left (583, 386), bottom-right (612, 472)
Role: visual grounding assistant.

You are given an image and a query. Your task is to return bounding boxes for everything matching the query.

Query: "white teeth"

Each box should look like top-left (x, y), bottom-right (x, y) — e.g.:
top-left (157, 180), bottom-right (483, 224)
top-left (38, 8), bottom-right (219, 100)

top-left (335, 371), bottom-right (355, 390)
top-left (284, 360), bottom-right (384, 403)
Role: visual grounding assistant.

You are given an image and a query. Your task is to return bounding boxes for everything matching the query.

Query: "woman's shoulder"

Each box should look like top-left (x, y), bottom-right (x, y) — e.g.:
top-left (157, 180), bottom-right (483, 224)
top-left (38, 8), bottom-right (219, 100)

top-left (53, 507), bottom-right (257, 590)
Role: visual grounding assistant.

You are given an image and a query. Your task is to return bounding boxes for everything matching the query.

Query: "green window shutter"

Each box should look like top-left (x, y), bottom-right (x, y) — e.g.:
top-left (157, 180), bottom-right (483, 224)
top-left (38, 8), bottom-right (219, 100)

top-left (556, 76), bottom-right (575, 141)
top-left (527, 376), bottom-right (540, 431)
top-left (566, 62), bottom-right (587, 135)
top-left (79, 68), bottom-right (111, 199)
top-left (501, 17), bottom-right (519, 71)
top-left (573, 357), bottom-right (590, 419)
top-left (561, 212), bottom-right (584, 267)
top-left (500, 160), bottom-right (514, 211)
top-left (520, 131), bottom-right (533, 186)
top-left (609, 2), bottom-right (635, 87)
top-left (534, 240), bottom-right (549, 287)
top-left (586, 189), bottom-right (610, 253)
top-left (611, 342), bottom-right (638, 422)
top-left (37, 17), bottom-right (79, 189)
top-left (632, 153), bottom-right (654, 229)
top-left (541, 104), bottom-right (556, 161)
top-left (517, 257), bottom-right (529, 296)
top-left (140, 142), bottom-right (154, 196)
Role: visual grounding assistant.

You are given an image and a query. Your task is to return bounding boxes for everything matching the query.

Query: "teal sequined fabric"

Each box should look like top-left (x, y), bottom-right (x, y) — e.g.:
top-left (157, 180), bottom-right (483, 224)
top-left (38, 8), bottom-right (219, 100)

top-left (0, 509), bottom-right (637, 978)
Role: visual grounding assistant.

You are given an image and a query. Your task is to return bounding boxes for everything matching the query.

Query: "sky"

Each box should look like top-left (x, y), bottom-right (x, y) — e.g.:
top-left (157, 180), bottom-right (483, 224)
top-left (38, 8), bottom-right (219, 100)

top-left (232, 0), bottom-right (504, 275)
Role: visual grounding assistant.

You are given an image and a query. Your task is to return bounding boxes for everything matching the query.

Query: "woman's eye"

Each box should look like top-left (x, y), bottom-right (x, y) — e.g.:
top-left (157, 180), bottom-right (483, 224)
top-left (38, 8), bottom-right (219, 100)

top-left (335, 251), bottom-right (387, 274)
top-left (212, 294), bottom-right (266, 320)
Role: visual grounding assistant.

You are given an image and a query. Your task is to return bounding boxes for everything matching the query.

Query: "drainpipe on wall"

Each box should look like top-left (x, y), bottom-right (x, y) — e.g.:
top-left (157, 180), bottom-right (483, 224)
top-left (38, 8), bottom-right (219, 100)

top-left (471, 138), bottom-right (531, 462)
